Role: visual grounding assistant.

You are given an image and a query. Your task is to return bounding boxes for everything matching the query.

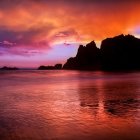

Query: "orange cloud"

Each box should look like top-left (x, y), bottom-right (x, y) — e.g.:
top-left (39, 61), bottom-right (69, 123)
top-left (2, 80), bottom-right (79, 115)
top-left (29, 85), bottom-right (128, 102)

top-left (0, 0), bottom-right (140, 55)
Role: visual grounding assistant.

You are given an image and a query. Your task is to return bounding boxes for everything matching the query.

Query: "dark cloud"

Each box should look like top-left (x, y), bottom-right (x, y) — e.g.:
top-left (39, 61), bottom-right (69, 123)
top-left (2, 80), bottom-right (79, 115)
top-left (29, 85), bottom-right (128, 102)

top-left (0, 28), bottom-right (47, 47)
top-left (0, 0), bottom-right (25, 10)
top-left (0, 42), bottom-right (44, 56)
top-left (0, 0), bottom-right (138, 10)
top-left (0, 25), bottom-right (54, 55)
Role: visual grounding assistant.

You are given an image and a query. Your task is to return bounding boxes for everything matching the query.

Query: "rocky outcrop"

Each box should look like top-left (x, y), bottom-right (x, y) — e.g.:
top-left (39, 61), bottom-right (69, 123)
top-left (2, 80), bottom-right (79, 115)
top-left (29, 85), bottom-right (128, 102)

top-left (63, 41), bottom-right (100, 70)
top-left (0, 66), bottom-right (19, 70)
top-left (63, 34), bottom-right (140, 71)
top-left (100, 34), bottom-right (140, 70)
top-left (38, 64), bottom-right (62, 70)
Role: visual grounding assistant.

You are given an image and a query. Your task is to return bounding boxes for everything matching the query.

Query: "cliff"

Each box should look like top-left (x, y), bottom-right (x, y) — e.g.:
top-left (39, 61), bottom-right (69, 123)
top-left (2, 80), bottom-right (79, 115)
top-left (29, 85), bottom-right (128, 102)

top-left (63, 41), bottom-right (100, 70)
top-left (63, 34), bottom-right (140, 71)
top-left (100, 34), bottom-right (140, 70)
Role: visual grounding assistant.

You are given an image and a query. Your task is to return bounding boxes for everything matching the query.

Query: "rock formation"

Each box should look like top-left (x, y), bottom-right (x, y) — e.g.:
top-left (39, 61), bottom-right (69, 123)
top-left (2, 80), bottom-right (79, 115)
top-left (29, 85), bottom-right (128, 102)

top-left (100, 34), bottom-right (140, 70)
top-left (38, 64), bottom-right (62, 70)
top-left (63, 41), bottom-right (100, 70)
top-left (0, 66), bottom-right (19, 70)
top-left (63, 34), bottom-right (140, 71)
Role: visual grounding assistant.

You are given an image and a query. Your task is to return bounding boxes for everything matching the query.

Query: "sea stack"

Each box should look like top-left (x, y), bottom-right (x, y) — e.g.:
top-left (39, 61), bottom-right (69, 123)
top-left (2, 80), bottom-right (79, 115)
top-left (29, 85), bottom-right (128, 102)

top-left (63, 34), bottom-right (140, 71)
top-left (63, 41), bottom-right (100, 70)
top-left (100, 34), bottom-right (140, 70)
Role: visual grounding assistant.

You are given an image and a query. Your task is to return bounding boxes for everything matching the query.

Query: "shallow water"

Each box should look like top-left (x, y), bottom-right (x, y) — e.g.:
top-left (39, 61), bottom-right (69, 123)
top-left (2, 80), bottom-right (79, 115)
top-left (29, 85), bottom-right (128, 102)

top-left (0, 70), bottom-right (140, 140)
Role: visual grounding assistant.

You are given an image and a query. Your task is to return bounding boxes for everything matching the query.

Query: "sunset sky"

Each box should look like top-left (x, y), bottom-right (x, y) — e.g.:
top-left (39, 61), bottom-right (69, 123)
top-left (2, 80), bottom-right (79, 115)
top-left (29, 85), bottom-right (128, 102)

top-left (1, 0), bottom-right (140, 68)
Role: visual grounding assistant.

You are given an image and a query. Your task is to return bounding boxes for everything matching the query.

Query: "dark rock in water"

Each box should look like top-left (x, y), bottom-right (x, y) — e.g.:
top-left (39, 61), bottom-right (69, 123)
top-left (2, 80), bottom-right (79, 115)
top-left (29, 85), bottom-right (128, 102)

top-left (38, 64), bottom-right (62, 70)
top-left (0, 66), bottom-right (19, 70)
top-left (63, 34), bottom-right (140, 71)
top-left (63, 57), bottom-right (76, 70)
top-left (100, 34), bottom-right (140, 70)
top-left (63, 41), bottom-right (100, 70)
top-left (38, 65), bottom-right (54, 70)
top-left (54, 64), bottom-right (62, 69)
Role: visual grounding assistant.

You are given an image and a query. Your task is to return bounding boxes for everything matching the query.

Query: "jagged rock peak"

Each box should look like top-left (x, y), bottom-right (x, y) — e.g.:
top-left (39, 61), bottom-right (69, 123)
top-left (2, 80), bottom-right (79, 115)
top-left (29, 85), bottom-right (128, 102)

top-left (86, 41), bottom-right (97, 48)
top-left (103, 34), bottom-right (136, 41)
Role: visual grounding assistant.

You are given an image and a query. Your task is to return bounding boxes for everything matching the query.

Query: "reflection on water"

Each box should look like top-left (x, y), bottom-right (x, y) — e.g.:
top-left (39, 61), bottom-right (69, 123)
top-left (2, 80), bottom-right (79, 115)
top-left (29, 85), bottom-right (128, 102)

top-left (105, 99), bottom-right (140, 116)
top-left (0, 70), bottom-right (140, 140)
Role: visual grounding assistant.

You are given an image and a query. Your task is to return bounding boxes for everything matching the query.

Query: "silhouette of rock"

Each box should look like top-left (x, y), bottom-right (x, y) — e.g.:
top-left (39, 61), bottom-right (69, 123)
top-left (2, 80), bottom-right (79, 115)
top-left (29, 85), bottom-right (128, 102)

top-left (63, 41), bottom-right (100, 70)
top-left (38, 64), bottom-right (62, 70)
top-left (0, 66), bottom-right (19, 70)
top-left (54, 64), bottom-right (62, 69)
top-left (100, 34), bottom-right (140, 70)
top-left (63, 34), bottom-right (140, 71)
top-left (38, 65), bottom-right (54, 70)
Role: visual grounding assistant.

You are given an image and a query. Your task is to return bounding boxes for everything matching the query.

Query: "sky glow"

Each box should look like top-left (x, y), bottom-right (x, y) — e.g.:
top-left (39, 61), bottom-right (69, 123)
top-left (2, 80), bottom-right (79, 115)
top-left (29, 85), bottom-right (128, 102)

top-left (0, 0), bottom-right (140, 67)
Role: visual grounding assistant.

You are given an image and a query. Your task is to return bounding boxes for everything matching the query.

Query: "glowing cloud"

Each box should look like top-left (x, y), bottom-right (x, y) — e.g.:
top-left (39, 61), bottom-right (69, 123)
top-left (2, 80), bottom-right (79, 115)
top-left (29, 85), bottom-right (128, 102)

top-left (0, 0), bottom-right (140, 67)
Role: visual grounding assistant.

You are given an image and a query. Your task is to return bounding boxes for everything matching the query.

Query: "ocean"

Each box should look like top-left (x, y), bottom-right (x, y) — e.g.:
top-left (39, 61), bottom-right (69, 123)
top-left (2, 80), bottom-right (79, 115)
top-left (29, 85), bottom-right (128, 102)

top-left (0, 70), bottom-right (140, 140)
